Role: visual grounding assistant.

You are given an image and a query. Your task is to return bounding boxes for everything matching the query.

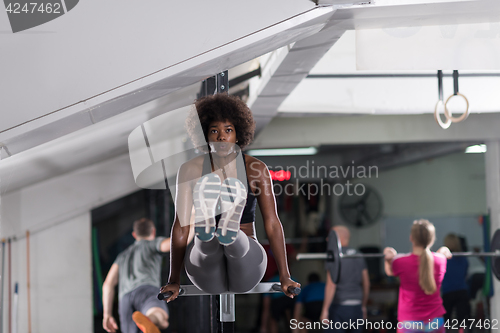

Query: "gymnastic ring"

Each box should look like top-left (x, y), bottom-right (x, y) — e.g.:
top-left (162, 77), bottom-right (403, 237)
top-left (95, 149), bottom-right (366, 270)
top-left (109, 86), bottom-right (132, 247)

top-left (434, 100), bottom-right (451, 129)
top-left (444, 93), bottom-right (469, 123)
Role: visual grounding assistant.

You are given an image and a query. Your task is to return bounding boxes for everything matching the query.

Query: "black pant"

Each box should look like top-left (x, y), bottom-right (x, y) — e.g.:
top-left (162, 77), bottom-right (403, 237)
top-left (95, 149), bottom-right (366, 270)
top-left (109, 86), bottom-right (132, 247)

top-left (119, 285), bottom-right (168, 333)
top-left (443, 290), bottom-right (470, 323)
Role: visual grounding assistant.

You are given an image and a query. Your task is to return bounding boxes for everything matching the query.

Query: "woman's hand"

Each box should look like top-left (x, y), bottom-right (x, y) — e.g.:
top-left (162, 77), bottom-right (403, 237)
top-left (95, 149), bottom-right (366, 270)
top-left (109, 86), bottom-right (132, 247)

top-left (383, 247), bottom-right (397, 261)
top-left (280, 276), bottom-right (301, 298)
top-left (159, 282), bottom-right (180, 303)
top-left (383, 247), bottom-right (397, 276)
top-left (437, 246), bottom-right (452, 259)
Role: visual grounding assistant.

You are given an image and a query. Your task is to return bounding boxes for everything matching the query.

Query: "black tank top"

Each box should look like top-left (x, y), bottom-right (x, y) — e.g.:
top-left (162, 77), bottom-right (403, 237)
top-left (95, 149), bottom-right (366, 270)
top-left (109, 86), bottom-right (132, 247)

top-left (202, 152), bottom-right (257, 224)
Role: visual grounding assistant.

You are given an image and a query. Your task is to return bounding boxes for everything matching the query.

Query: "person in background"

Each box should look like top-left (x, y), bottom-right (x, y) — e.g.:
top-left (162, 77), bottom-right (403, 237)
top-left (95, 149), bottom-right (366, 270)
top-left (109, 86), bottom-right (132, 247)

top-left (102, 218), bottom-right (193, 333)
top-left (320, 226), bottom-right (370, 333)
top-left (441, 233), bottom-right (470, 332)
top-left (292, 272), bottom-right (325, 333)
top-left (384, 219), bottom-right (452, 333)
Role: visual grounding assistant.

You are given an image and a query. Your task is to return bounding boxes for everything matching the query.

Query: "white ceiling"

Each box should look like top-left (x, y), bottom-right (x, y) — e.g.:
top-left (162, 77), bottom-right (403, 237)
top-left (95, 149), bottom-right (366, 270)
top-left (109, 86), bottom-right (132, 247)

top-left (2, 0), bottom-right (500, 193)
top-left (278, 23), bottom-right (500, 115)
top-left (280, 30), bottom-right (500, 115)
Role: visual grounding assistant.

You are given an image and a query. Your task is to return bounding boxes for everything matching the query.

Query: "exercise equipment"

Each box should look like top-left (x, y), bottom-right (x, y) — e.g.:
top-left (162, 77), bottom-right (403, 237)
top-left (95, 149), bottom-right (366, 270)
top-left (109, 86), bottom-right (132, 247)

top-left (157, 283), bottom-right (300, 333)
top-left (13, 283), bottom-right (18, 333)
top-left (434, 70), bottom-right (469, 129)
top-left (297, 228), bottom-right (500, 284)
top-left (434, 70), bottom-right (451, 129)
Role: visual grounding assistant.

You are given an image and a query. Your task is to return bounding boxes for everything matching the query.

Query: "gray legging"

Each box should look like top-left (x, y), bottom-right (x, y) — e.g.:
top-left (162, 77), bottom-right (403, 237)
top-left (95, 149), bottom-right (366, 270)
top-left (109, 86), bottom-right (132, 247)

top-left (184, 230), bottom-right (267, 294)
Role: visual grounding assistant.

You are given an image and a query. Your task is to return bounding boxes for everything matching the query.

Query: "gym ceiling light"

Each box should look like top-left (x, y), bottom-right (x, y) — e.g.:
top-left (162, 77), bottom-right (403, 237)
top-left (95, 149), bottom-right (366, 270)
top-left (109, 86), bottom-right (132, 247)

top-left (247, 147), bottom-right (318, 156)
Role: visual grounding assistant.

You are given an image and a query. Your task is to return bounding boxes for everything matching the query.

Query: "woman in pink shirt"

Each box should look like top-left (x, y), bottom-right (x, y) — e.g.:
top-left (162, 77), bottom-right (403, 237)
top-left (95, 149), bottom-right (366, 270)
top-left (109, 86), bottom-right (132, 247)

top-left (384, 220), bottom-right (452, 333)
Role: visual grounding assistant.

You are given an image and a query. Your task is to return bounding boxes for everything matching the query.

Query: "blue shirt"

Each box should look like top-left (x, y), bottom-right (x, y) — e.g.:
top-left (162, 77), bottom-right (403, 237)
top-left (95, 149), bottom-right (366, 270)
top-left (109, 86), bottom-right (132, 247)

top-left (441, 256), bottom-right (468, 294)
top-left (296, 282), bottom-right (325, 304)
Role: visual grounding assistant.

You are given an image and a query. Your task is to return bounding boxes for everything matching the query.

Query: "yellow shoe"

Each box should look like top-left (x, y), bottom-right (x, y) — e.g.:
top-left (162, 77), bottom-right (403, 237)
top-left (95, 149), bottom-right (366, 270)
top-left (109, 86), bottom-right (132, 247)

top-left (132, 311), bottom-right (161, 333)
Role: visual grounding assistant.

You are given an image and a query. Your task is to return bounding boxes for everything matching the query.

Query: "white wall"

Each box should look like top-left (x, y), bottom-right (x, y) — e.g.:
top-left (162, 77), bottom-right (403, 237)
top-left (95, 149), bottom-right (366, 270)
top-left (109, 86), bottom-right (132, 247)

top-left (344, 151), bottom-right (487, 274)
top-left (6, 213), bottom-right (91, 333)
top-left (0, 153), bottom-right (139, 333)
top-left (357, 152), bottom-right (486, 218)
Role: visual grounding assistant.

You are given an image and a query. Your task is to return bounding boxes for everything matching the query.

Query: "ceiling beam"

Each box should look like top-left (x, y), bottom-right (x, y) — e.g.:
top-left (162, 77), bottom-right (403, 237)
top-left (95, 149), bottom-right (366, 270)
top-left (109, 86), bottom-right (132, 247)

top-left (252, 113), bottom-right (500, 148)
top-left (0, 7), bottom-right (332, 157)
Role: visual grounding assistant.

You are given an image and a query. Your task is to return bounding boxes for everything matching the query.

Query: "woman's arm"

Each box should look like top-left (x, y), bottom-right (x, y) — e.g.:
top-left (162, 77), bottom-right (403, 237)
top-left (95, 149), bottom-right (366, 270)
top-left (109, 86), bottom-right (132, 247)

top-left (159, 213), bottom-right (195, 253)
top-left (160, 164), bottom-right (196, 302)
top-left (162, 218), bottom-right (191, 303)
top-left (383, 247), bottom-right (397, 276)
top-left (437, 246), bottom-right (452, 259)
top-left (168, 217), bottom-right (191, 281)
top-left (251, 158), bottom-right (300, 297)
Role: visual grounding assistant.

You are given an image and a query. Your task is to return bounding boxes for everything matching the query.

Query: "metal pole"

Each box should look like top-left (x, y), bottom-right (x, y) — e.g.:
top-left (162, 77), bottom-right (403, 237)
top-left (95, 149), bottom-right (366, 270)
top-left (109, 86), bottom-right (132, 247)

top-left (7, 240), bottom-right (10, 333)
top-left (0, 147), bottom-right (3, 333)
top-left (195, 70), bottom-right (230, 333)
top-left (343, 252), bottom-right (500, 258)
top-left (437, 70), bottom-right (443, 101)
top-left (453, 70), bottom-right (459, 95)
top-left (297, 251), bottom-right (500, 260)
top-left (0, 240), bottom-right (5, 333)
top-left (26, 231), bottom-right (31, 333)
top-left (219, 294), bottom-right (235, 333)
top-left (157, 283), bottom-right (298, 333)
top-left (12, 284), bottom-right (17, 333)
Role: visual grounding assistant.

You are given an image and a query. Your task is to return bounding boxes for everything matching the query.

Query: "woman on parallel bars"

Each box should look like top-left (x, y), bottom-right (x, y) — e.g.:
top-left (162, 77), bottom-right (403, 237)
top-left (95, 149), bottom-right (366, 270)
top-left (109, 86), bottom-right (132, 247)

top-left (160, 94), bottom-right (300, 300)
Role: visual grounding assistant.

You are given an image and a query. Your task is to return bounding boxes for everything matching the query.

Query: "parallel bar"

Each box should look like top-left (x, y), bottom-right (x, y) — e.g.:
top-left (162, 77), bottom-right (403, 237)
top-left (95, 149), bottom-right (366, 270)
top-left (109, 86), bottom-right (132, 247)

top-left (178, 283), bottom-right (286, 296)
top-left (158, 282), bottom-right (300, 300)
